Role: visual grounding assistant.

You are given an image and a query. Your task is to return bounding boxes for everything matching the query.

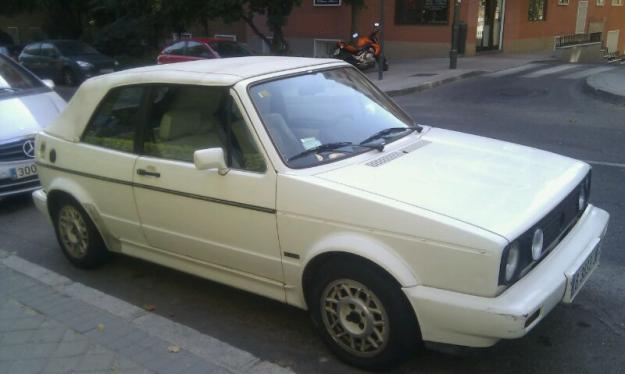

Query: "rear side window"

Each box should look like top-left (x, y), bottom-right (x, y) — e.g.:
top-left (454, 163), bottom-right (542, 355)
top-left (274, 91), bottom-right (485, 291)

top-left (23, 43), bottom-right (41, 55)
top-left (163, 41), bottom-right (185, 55)
top-left (82, 86), bottom-right (145, 153)
top-left (186, 41), bottom-right (213, 58)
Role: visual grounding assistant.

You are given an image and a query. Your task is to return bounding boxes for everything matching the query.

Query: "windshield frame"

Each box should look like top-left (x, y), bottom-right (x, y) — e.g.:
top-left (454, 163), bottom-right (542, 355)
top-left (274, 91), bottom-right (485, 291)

top-left (0, 54), bottom-right (49, 100)
top-left (247, 65), bottom-right (417, 170)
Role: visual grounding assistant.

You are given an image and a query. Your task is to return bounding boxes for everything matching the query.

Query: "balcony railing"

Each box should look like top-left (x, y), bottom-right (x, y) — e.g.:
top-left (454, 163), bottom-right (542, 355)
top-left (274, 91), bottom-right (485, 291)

top-left (555, 32), bottom-right (602, 48)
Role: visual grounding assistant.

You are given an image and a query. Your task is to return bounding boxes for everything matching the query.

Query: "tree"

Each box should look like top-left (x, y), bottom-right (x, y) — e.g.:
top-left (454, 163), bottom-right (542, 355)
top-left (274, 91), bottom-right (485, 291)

top-left (204, 0), bottom-right (302, 55)
top-left (343, 0), bottom-right (365, 35)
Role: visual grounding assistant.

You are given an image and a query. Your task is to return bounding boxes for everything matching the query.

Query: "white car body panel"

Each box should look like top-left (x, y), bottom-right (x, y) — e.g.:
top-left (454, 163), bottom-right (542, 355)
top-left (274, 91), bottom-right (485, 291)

top-left (33, 57), bottom-right (609, 350)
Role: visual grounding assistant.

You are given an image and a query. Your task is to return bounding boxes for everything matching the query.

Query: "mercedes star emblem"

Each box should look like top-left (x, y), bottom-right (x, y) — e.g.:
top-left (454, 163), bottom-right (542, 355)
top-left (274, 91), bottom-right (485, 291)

top-left (22, 139), bottom-right (35, 158)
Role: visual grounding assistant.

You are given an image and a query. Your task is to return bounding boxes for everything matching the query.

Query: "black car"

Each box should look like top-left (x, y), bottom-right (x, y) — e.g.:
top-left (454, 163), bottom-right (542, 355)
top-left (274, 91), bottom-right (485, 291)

top-left (19, 40), bottom-right (118, 86)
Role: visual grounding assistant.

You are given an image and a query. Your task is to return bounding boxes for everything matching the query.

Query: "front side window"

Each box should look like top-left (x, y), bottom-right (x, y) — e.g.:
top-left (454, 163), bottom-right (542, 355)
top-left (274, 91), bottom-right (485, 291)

top-left (528, 0), bottom-right (547, 21)
top-left (395, 0), bottom-right (450, 25)
top-left (22, 43), bottom-right (41, 55)
top-left (249, 67), bottom-right (414, 169)
top-left (82, 86), bottom-right (145, 153)
top-left (40, 43), bottom-right (58, 58)
top-left (55, 41), bottom-right (99, 55)
top-left (143, 85), bottom-right (265, 172)
top-left (209, 41), bottom-right (252, 57)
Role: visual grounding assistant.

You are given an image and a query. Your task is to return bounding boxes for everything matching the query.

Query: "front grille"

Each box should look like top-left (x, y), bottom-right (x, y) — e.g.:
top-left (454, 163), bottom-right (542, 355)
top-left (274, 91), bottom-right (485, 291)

top-left (0, 175), bottom-right (40, 194)
top-left (0, 138), bottom-right (34, 161)
top-left (540, 184), bottom-right (583, 251)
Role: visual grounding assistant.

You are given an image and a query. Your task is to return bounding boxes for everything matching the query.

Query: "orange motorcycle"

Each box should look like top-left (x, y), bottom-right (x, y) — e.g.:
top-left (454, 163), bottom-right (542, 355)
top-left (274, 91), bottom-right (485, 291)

top-left (334, 22), bottom-right (388, 71)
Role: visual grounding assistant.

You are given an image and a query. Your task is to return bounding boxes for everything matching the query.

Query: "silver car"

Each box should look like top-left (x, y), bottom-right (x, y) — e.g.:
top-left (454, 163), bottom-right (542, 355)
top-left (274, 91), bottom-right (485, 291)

top-left (0, 54), bottom-right (66, 198)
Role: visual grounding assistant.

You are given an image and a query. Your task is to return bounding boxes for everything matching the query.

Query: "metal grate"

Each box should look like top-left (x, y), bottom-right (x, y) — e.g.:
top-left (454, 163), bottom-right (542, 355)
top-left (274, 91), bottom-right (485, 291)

top-left (0, 138), bottom-right (34, 162)
top-left (555, 32), bottom-right (602, 48)
top-left (366, 152), bottom-right (404, 167)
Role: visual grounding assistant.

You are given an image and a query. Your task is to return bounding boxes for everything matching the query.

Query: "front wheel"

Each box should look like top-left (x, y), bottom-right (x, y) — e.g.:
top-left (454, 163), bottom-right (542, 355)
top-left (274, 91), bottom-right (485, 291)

top-left (52, 199), bottom-right (109, 269)
top-left (309, 259), bottom-right (419, 370)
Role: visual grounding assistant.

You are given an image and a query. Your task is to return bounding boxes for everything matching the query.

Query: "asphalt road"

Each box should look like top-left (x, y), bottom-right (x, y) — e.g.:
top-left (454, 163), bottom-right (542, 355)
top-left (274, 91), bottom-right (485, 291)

top-left (2, 62), bottom-right (625, 373)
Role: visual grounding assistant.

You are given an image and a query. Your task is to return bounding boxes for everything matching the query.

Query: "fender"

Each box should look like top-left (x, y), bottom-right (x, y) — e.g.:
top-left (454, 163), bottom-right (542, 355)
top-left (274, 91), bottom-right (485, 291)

top-left (303, 232), bottom-right (420, 287)
top-left (45, 176), bottom-right (121, 252)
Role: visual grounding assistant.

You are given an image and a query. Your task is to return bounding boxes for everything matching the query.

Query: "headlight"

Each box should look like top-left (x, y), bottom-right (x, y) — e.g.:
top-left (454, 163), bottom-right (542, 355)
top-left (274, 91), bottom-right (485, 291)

top-left (76, 60), bottom-right (94, 69)
top-left (505, 242), bottom-right (520, 282)
top-left (531, 228), bottom-right (544, 260)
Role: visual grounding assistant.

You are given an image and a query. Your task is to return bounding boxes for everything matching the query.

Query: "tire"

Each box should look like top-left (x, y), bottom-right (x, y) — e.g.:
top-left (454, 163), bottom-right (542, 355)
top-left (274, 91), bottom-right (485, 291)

top-left (309, 258), bottom-right (419, 370)
top-left (61, 68), bottom-right (77, 86)
top-left (52, 198), bottom-right (109, 269)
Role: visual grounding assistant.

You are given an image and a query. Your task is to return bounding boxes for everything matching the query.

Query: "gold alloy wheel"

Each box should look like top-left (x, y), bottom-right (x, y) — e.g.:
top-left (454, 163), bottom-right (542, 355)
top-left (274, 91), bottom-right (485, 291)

top-left (58, 205), bottom-right (89, 259)
top-left (321, 279), bottom-right (390, 358)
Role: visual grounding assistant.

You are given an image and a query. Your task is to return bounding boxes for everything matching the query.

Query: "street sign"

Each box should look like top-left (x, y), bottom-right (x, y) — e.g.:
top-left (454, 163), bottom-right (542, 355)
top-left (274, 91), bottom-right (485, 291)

top-left (314, 0), bottom-right (342, 6)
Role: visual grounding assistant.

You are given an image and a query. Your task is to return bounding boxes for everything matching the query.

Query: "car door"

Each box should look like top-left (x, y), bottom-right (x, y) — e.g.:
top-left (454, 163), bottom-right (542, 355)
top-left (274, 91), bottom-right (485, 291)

top-left (78, 85), bottom-right (148, 246)
top-left (39, 43), bottom-right (59, 79)
top-left (132, 84), bottom-right (282, 282)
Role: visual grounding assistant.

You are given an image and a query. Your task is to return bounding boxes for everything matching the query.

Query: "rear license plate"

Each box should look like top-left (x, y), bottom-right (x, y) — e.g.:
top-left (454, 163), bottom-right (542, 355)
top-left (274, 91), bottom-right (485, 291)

top-left (10, 163), bottom-right (37, 180)
top-left (100, 68), bottom-right (114, 74)
top-left (563, 241), bottom-right (601, 303)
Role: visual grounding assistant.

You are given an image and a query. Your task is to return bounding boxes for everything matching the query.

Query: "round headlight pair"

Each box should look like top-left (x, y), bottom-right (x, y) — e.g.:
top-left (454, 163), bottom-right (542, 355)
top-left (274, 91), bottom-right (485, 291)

top-left (578, 183), bottom-right (588, 211)
top-left (505, 242), bottom-right (520, 282)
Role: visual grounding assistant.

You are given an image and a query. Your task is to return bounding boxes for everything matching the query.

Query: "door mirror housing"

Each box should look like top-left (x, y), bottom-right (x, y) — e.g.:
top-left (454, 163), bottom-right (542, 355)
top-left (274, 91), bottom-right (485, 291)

top-left (42, 79), bottom-right (55, 89)
top-left (193, 148), bottom-right (229, 175)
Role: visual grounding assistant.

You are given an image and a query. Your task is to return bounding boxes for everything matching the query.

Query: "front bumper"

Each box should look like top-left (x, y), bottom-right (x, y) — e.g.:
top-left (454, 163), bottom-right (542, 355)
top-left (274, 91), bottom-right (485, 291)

top-left (0, 159), bottom-right (40, 198)
top-left (404, 205), bottom-right (609, 348)
top-left (32, 188), bottom-right (50, 221)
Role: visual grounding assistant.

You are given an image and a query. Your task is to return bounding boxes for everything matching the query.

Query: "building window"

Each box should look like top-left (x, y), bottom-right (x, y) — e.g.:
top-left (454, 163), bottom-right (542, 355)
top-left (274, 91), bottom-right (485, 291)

top-left (596, 0), bottom-right (604, 5)
top-left (612, 0), bottom-right (623, 5)
top-left (395, 0), bottom-right (450, 25)
top-left (528, 0), bottom-right (547, 21)
top-left (558, 0), bottom-right (569, 4)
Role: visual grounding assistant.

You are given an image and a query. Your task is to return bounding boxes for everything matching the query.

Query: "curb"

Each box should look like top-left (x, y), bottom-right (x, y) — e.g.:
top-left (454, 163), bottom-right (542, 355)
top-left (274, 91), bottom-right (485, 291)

top-left (583, 75), bottom-right (625, 105)
top-left (383, 70), bottom-right (486, 97)
top-left (0, 249), bottom-right (293, 374)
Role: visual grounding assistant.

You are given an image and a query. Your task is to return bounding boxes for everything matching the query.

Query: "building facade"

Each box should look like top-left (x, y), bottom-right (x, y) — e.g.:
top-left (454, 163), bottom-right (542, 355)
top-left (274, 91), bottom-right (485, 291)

top-left (242, 0), bottom-right (625, 59)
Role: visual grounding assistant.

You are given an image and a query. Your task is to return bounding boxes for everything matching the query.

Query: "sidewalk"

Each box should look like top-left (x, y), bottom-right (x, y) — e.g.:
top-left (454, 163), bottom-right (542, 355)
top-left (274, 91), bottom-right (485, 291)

top-left (585, 66), bottom-right (625, 104)
top-left (0, 249), bottom-right (292, 374)
top-left (367, 53), bottom-right (556, 96)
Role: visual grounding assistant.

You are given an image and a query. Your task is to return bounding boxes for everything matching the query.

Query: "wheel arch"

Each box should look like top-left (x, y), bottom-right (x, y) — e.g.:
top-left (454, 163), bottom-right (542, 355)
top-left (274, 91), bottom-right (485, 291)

top-left (300, 234), bottom-right (420, 310)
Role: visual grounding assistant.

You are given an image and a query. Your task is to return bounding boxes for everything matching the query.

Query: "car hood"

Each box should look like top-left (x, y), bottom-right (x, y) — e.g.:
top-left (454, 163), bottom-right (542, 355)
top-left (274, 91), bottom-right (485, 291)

top-left (0, 91), bottom-right (66, 141)
top-left (315, 127), bottom-right (589, 240)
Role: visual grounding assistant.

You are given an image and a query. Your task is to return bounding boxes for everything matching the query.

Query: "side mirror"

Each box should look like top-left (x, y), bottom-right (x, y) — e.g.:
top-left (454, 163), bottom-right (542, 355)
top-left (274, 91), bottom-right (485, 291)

top-left (42, 79), bottom-right (55, 89)
top-left (193, 148), bottom-right (229, 175)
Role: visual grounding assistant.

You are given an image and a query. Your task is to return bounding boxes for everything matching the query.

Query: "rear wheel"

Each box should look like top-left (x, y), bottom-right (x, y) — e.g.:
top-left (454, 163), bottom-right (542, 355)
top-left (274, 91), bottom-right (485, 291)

top-left (309, 259), bottom-right (419, 370)
top-left (52, 198), bottom-right (108, 268)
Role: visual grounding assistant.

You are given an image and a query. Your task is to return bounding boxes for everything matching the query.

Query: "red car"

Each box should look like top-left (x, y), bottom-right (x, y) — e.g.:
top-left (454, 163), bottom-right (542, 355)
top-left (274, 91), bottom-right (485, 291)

top-left (156, 38), bottom-right (253, 64)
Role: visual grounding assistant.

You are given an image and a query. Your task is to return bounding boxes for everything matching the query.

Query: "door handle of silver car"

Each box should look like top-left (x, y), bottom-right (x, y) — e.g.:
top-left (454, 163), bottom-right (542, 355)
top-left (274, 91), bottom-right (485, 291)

top-left (136, 169), bottom-right (161, 178)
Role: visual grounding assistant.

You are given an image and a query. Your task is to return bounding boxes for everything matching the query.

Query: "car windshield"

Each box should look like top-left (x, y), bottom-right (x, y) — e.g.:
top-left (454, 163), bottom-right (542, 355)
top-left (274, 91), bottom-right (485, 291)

top-left (209, 41), bottom-right (252, 57)
top-left (0, 55), bottom-right (43, 97)
top-left (55, 41), bottom-right (99, 55)
top-left (249, 67), bottom-right (414, 168)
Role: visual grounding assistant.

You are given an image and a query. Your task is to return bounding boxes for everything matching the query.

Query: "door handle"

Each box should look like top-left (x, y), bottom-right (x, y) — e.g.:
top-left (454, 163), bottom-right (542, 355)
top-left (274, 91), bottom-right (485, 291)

top-left (136, 168), bottom-right (160, 178)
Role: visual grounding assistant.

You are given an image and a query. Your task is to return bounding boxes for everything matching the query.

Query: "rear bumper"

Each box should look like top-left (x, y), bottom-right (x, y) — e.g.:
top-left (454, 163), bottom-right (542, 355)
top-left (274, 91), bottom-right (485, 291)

top-left (404, 205), bottom-right (609, 348)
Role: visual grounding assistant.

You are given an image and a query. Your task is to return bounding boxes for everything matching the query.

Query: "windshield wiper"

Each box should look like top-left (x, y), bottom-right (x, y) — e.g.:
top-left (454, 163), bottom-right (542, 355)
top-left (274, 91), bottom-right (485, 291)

top-left (359, 125), bottom-right (422, 146)
top-left (288, 142), bottom-right (354, 162)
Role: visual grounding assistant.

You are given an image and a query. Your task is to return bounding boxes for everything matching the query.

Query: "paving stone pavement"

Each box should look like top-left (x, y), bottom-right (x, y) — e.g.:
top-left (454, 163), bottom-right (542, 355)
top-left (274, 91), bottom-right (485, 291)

top-left (0, 251), bottom-right (293, 374)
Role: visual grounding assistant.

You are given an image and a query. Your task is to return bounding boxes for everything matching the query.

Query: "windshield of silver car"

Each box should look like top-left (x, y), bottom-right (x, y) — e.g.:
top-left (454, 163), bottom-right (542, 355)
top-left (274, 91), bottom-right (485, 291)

top-left (249, 67), bottom-right (415, 168)
top-left (0, 55), bottom-right (43, 96)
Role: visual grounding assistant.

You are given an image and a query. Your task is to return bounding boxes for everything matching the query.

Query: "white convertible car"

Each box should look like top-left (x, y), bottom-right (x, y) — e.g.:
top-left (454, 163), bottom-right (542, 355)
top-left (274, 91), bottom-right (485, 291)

top-left (33, 57), bottom-right (609, 369)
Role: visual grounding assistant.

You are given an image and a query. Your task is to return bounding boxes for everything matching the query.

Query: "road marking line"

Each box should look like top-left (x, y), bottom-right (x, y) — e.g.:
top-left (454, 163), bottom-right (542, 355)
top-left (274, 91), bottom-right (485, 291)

top-left (486, 63), bottom-right (544, 78)
top-left (522, 64), bottom-right (579, 78)
top-left (562, 66), bottom-right (616, 79)
top-left (584, 160), bottom-right (625, 168)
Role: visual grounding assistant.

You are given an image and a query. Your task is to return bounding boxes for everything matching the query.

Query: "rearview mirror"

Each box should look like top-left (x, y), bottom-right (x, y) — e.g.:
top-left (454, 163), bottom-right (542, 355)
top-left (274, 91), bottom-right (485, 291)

top-left (193, 148), bottom-right (229, 175)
